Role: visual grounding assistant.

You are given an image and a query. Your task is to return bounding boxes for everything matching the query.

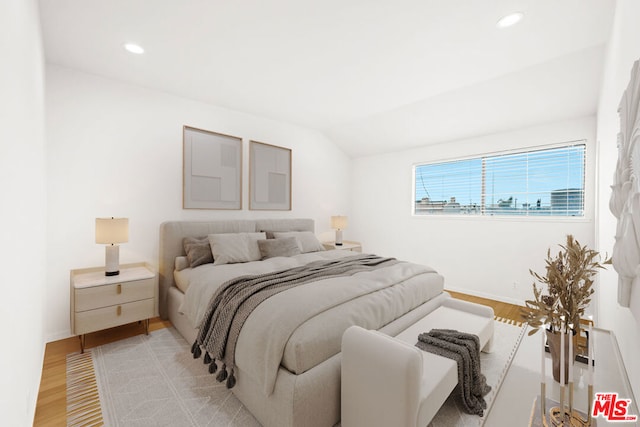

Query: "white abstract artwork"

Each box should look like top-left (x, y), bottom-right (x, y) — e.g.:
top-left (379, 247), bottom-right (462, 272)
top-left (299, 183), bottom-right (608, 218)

top-left (610, 59), bottom-right (640, 307)
top-left (249, 141), bottom-right (291, 210)
top-left (183, 126), bottom-right (242, 209)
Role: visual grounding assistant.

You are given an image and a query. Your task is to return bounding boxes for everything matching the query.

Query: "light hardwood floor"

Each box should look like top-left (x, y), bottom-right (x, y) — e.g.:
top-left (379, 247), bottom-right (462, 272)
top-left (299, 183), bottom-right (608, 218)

top-left (33, 291), bottom-right (523, 426)
top-left (447, 290), bottom-right (524, 324)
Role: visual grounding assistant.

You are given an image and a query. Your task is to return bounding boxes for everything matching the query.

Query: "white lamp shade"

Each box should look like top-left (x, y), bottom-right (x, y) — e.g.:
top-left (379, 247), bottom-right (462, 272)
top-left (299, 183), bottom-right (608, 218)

top-left (331, 216), bottom-right (348, 230)
top-left (95, 218), bottom-right (129, 244)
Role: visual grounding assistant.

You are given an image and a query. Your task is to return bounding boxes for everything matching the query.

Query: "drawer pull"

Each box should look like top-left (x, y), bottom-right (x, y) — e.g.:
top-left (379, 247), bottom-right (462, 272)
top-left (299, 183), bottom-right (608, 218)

top-left (117, 305), bottom-right (122, 316)
top-left (117, 284), bottom-right (122, 294)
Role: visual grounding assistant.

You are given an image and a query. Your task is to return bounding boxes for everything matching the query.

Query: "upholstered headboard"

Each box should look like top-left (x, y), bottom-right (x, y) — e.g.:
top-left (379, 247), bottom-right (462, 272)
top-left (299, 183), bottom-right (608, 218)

top-left (158, 218), bottom-right (314, 319)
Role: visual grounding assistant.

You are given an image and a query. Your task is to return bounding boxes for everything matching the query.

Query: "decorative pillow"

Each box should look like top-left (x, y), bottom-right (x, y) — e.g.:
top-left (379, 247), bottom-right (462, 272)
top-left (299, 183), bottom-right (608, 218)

top-left (175, 256), bottom-right (190, 272)
top-left (183, 236), bottom-right (214, 268)
top-left (258, 237), bottom-right (302, 260)
top-left (260, 230), bottom-right (276, 239)
top-left (209, 232), bottom-right (266, 265)
top-left (272, 231), bottom-right (325, 253)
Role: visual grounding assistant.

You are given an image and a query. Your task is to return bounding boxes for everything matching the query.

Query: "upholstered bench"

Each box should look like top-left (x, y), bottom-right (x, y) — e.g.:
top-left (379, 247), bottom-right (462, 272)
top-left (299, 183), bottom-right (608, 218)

top-left (341, 297), bottom-right (495, 427)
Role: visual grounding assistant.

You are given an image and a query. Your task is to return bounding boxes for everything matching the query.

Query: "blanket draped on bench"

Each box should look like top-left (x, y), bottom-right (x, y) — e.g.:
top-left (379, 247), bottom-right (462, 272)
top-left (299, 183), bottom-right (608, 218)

top-left (191, 254), bottom-right (398, 389)
top-left (416, 329), bottom-right (491, 416)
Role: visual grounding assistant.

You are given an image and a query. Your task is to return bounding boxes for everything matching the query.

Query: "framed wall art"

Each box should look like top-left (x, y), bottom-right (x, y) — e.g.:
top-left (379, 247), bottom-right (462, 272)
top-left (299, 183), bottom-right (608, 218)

top-left (183, 126), bottom-right (242, 209)
top-left (249, 140), bottom-right (291, 210)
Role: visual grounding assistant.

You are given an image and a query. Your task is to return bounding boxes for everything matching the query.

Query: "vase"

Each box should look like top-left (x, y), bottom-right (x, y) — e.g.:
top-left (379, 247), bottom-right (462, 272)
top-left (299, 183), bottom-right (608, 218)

top-left (545, 329), bottom-right (573, 383)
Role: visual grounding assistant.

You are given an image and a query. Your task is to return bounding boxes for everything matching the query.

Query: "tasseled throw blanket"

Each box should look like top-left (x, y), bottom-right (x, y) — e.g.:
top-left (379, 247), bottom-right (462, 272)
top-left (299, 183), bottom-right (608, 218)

top-left (191, 254), bottom-right (397, 389)
top-left (416, 329), bottom-right (491, 416)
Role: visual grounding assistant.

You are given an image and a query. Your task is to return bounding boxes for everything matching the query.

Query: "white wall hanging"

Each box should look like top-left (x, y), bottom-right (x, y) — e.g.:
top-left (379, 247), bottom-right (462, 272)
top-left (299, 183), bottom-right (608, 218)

top-left (610, 59), bottom-right (640, 307)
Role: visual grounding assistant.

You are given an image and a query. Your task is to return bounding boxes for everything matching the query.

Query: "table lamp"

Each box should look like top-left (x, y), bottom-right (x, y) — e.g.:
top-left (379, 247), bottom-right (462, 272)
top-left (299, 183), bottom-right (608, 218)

top-left (95, 217), bottom-right (129, 276)
top-left (331, 215), bottom-right (348, 246)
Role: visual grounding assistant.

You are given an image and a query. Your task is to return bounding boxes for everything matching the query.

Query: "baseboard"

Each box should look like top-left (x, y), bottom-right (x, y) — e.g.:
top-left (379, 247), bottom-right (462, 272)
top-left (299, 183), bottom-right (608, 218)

top-left (46, 329), bottom-right (73, 343)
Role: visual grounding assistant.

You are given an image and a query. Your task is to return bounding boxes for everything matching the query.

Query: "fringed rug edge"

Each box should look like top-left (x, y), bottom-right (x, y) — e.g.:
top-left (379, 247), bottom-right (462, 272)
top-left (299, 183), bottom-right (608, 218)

top-left (66, 351), bottom-right (104, 427)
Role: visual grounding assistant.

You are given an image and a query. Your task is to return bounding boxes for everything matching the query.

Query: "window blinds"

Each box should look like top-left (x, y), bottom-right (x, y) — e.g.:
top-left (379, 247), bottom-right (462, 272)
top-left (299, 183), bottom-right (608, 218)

top-left (414, 143), bottom-right (585, 217)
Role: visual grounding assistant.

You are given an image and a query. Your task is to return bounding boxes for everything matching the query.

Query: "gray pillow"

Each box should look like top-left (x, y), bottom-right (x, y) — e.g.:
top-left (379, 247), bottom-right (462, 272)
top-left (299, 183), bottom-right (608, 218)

top-left (260, 230), bottom-right (276, 239)
top-left (272, 231), bottom-right (325, 253)
top-left (183, 236), bottom-right (213, 268)
top-left (258, 237), bottom-right (302, 260)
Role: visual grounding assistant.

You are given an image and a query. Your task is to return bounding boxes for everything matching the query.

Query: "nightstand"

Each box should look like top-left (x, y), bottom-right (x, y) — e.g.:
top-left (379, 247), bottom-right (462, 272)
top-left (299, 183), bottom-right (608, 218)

top-left (322, 241), bottom-right (362, 252)
top-left (70, 262), bottom-right (157, 352)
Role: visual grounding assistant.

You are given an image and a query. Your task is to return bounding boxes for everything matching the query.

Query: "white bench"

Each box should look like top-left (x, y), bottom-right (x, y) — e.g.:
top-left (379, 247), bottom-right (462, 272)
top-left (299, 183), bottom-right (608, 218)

top-left (341, 297), bottom-right (495, 427)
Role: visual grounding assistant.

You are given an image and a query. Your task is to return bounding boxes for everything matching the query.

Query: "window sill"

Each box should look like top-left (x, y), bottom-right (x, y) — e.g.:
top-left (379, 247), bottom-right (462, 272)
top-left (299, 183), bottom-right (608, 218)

top-left (410, 213), bottom-right (592, 223)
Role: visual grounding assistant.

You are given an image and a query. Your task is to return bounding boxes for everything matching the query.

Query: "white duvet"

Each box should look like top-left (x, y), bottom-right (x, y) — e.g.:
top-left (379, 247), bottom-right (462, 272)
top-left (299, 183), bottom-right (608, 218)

top-left (179, 250), bottom-right (444, 395)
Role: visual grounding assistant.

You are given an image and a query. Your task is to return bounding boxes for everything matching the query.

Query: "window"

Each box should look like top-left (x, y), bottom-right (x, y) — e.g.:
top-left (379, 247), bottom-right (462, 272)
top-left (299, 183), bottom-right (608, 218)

top-left (414, 143), bottom-right (586, 217)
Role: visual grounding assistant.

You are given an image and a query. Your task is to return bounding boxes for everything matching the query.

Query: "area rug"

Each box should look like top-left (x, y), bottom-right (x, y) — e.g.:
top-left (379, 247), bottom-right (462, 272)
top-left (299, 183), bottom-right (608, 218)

top-left (68, 319), bottom-right (524, 427)
top-left (428, 319), bottom-right (526, 427)
top-left (91, 327), bottom-right (258, 427)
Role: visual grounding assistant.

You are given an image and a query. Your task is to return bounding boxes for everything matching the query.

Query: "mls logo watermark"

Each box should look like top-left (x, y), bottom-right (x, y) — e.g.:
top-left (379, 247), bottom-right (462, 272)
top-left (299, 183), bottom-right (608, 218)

top-left (592, 393), bottom-right (638, 422)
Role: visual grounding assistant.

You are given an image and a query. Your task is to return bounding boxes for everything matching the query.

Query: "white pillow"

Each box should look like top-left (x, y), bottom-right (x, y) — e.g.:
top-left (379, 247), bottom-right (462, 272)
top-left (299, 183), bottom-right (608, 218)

top-left (208, 232), bottom-right (266, 265)
top-left (272, 231), bottom-right (325, 253)
top-left (174, 256), bottom-right (190, 271)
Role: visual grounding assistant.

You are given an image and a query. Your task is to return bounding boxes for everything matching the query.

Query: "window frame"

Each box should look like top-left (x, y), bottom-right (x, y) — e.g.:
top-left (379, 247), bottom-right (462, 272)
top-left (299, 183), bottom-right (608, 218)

top-left (411, 140), bottom-right (589, 220)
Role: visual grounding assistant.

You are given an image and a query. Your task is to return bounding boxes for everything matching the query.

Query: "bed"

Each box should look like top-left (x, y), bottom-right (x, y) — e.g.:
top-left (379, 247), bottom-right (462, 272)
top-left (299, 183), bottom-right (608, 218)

top-left (159, 218), bottom-right (448, 427)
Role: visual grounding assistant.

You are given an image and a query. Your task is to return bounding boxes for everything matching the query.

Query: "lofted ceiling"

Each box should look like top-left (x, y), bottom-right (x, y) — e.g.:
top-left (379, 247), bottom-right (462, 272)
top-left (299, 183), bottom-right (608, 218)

top-left (39, 0), bottom-right (615, 157)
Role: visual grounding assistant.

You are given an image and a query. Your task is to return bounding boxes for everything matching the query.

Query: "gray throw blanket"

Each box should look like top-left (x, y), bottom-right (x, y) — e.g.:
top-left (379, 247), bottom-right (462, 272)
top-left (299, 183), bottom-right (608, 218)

top-left (416, 329), bottom-right (491, 416)
top-left (191, 254), bottom-right (397, 389)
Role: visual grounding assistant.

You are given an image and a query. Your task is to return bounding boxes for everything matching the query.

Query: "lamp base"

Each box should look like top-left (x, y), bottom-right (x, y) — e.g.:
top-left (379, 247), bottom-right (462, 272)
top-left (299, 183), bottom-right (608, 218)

top-left (335, 229), bottom-right (343, 246)
top-left (105, 244), bottom-right (120, 276)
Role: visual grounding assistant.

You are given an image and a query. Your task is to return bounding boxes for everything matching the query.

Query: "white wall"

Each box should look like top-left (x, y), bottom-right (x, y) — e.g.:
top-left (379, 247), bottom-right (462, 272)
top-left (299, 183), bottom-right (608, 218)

top-left (45, 65), bottom-right (351, 341)
top-left (0, 0), bottom-right (47, 424)
top-left (351, 116), bottom-right (597, 306)
top-left (596, 0), bottom-right (640, 402)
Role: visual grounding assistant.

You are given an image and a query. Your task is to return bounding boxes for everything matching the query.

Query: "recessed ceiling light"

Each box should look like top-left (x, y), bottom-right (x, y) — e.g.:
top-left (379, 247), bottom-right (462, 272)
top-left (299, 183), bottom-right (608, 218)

top-left (124, 43), bottom-right (144, 54)
top-left (496, 12), bottom-right (524, 28)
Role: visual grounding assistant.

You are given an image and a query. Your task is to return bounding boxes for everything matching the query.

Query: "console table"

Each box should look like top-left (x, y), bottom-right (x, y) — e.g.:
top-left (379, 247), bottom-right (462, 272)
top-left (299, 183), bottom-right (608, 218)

top-left (485, 327), bottom-right (638, 426)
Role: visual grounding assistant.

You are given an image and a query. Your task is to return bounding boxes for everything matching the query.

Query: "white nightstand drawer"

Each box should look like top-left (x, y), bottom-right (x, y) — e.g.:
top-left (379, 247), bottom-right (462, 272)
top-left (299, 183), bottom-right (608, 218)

top-left (74, 298), bottom-right (154, 335)
top-left (75, 278), bottom-right (155, 312)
